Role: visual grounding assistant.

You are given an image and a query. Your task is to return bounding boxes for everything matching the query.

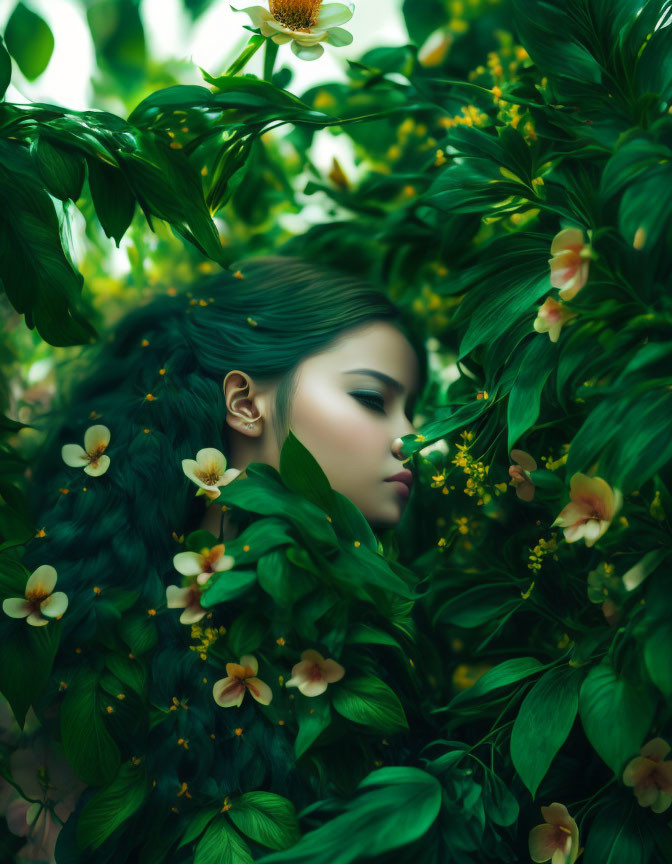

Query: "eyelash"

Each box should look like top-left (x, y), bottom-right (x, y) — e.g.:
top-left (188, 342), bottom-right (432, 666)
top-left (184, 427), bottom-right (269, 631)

top-left (352, 391), bottom-right (386, 414)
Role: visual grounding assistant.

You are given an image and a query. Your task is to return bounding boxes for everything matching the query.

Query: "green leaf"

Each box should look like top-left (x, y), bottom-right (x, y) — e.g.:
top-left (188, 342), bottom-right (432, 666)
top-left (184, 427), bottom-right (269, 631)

top-left (0, 36), bottom-right (11, 98)
top-left (255, 767), bottom-right (441, 864)
top-left (178, 806), bottom-right (220, 849)
top-left (31, 136), bottom-right (85, 202)
top-left (507, 336), bottom-right (556, 451)
top-left (578, 660), bottom-right (657, 773)
top-left (331, 675), bottom-right (408, 733)
top-left (194, 815), bottom-right (252, 864)
top-left (510, 666), bottom-right (582, 798)
top-left (119, 611), bottom-right (158, 655)
top-left (76, 762), bottom-right (148, 851)
top-left (227, 609), bottom-right (267, 657)
top-left (256, 548), bottom-right (314, 608)
top-left (644, 624), bottom-right (672, 701)
top-left (0, 141), bottom-right (97, 346)
top-left (60, 673), bottom-right (122, 785)
top-left (294, 694), bottom-right (332, 759)
top-left (483, 770), bottom-right (519, 827)
top-left (448, 657), bottom-right (543, 709)
top-left (201, 570), bottom-right (257, 607)
top-left (583, 798), bottom-right (652, 864)
top-left (278, 430), bottom-right (336, 515)
top-left (0, 618), bottom-right (60, 727)
top-left (104, 653), bottom-right (146, 695)
top-left (87, 157), bottom-right (136, 246)
top-left (4, 2), bottom-right (54, 81)
top-left (434, 584), bottom-right (520, 628)
top-left (228, 792), bottom-right (301, 851)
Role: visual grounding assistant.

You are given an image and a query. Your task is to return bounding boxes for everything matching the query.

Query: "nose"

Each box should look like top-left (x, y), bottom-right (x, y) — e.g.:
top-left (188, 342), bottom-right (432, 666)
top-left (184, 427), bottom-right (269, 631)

top-left (391, 431), bottom-right (414, 462)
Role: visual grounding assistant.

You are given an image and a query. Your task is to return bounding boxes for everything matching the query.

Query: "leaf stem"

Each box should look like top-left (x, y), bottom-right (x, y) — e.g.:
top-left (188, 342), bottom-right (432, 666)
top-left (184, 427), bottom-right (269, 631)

top-left (224, 34), bottom-right (266, 77)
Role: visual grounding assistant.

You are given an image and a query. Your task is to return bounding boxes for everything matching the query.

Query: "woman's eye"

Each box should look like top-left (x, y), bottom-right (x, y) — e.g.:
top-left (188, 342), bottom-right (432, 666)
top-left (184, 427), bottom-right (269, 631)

top-left (352, 392), bottom-right (386, 413)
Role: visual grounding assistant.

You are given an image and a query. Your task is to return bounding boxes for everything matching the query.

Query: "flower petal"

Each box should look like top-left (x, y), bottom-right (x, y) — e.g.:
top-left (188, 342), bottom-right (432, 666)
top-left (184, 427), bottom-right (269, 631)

top-left (316, 3), bottom-right (354, 29)
top-left (166, 585), bottom-right (190, 608)
top-left (40, 591), bottom-right (68, 618)
top-left (84, 424), bottom-right (110, 456)
top-left (300, 648), bottom-right (326, 664)
top-left (214, 554), bottom-right (236, 572)
top-left (510, 449), bottom-right (538, 472)
top-left (551, 227), bottom-right (585, 254)
top-left (84, 454), bottom-right (110, 476)
top-left (269, 31), bottom-right (294, 42)
top-left (291, 40), bottom-right (324, 59)
top-left (226, 663), bottom-right (249, 679)
top-left (246, 677), bottom-right (273, 705)
top-left (26, 612), bottom-right (50, 626)
top-left (324, 26), bottom-right (353, 47)
top-left (623, 756), bottom-right (654, 787)
top-left (641, 738), bottom-right (671, 760)
top-left (2, 598), bottom-right (31, 619)
top-left (321, 659), bottom-right (346, 683)
top-left (173, 551), bottom-right (205, 577)
top-left (26, 565), bottom-right (57, 597)
top-left (213, 676), bottom-right (245, 707)
top-left (239, 654), bottom-right (258, 676)
top-left (515, 479), bottom-right (536, 502)
top-left (61, 444), bottom-right (90, 468)
top-left (180, 605), bottom-right (207, 625)
top-left (230, 4), bottom-right (273, 28)
top-left (652, 791), bottom-right (672, 814)
top-left (540, 803), bottom-right (572, 829)
top-left (529, 823), bottom-right (558, 862)
top-left (298, 677), bottom-right (328, 697)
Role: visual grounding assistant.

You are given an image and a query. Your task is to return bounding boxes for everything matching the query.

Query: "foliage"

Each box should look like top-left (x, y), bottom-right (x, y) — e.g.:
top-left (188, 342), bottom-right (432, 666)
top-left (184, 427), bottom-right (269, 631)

top-left (1, 0), bottom-right (672, 862)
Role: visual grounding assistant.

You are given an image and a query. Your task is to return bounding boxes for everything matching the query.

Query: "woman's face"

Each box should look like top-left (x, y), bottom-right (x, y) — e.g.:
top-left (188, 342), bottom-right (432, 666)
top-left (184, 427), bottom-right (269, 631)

top-left (280, 321), bottom-right (420, 527)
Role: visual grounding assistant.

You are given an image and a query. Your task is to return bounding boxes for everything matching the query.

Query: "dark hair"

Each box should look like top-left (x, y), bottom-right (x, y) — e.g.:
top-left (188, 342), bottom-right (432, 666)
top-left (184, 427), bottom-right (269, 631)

top-left (22, 255), bottom-right (427, 592)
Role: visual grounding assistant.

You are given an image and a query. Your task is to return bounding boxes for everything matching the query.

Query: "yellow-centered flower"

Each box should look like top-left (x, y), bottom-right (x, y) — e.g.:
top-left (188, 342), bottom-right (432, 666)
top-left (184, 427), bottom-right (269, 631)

top-left (232, 0), bottom-right (354, 60)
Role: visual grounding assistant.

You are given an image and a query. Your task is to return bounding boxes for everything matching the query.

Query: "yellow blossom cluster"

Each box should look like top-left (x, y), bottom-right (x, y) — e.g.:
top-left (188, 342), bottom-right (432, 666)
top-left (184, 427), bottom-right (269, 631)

top-left (190, 624), bottom-right (227, 660)
top-left (439, 104), bottom-right (489, 129)
top-left (452, 431), bottom-right (492, 505)
top-left (541, 445), bottom-right (570, 471)
top-left (528, 535), bottom-right (559, 572)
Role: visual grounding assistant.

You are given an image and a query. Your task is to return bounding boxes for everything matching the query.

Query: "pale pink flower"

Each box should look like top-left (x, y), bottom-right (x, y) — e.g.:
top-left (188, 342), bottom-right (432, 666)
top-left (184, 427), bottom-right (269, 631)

top-left (166, 584), bottom-right (208, 625)
top-left (508, 450), bottom-right (537, 502)
top-left (285, 648), bottom-right (345, 697)
top-left (533, 297), bottom-right (576, 342)
top-left (528, 802), bottom-right (580, 864)
top-left (2, 565), bottom-right (68, 627)
top-left (212, 655), bottom-right (272, 707)
top-left (549, 227), bottom-right (591, 301)
top-left (61, 424), bottom-right (110, 476)
top-left (552, 473), bottom-right (622, 547)
top-left (0, 740), bottom-right (85, 863)
top-left (623, 738), bottom-right (672, 813)
top-left (173, 543), bottom-right (235, 587)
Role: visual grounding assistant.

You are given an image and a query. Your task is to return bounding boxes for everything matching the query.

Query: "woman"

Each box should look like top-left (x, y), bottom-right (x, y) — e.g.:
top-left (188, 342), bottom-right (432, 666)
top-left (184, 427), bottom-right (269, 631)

top-left (4, 256), bottom-right (430, 863)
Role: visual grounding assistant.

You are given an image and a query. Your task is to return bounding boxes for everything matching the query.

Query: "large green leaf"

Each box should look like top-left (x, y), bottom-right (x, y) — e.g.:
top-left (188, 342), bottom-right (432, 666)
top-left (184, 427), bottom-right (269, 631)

top-left (294, 694), bottom-right (332, 759)
top-left (583, 798), bottom-right (652, 864)
top-left (31, 135), bottom-right (85, 201)
top-left (278, 430), bottom-right (336, 515)
top-left (510, 666), bottom-right (582, 798)
top-left (76, 762), bottom-right (148, 851)
top-left (87, 157), bottom-right (136, 245)
top-left (578, 660), bottom-right (657, 773)
top-left (194, 815), bottom-right (252, 864)
top-left (228, 792), bottom-right (300, 851)
top-left (255, 767), bottom-right (441, 864)
top-left (4, 2), bottom-right (54, 81)
top-left (447, 657), bottom-right (544, 709)
top-left (507, 336), bottom-right (557, 451)
top-left (433, 583), bottom-right (520, 628)
top-left (0, 616), bottom-right (60, 728)
top-left (0, 36), bottom-right (11, 98)
top-left (0, 141), bottom-right (96, 346)
top-left (332, 675), bottom-right (408, 733)
top-left (60, 672), bottom-right (122, 786)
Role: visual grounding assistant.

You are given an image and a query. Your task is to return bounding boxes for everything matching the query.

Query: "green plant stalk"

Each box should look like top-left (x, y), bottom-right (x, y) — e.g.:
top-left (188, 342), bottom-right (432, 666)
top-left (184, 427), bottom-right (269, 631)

top-left (224, 34), bottom-right (266, 77)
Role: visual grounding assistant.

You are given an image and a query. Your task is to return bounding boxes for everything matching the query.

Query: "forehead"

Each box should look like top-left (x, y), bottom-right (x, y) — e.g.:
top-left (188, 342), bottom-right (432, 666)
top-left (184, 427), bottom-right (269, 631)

top-left (303, 321), bottom-right (420, 393)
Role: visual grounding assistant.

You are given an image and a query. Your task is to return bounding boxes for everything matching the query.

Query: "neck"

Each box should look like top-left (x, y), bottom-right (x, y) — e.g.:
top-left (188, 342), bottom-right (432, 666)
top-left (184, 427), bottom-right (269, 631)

top-left (198, 501), bottom-right (240, 542)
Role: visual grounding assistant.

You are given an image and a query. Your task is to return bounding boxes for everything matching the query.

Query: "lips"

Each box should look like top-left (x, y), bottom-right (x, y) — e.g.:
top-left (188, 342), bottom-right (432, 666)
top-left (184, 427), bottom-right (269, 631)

top-left (384, 469), bottom-right (413, 490)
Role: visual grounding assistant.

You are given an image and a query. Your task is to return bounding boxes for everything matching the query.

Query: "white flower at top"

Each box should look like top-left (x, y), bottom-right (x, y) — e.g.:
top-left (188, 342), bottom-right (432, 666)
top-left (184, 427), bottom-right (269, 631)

top-left (232, 0), bottom-right (354, 61)
top-left (61, 425), bottom-right (110, 476)
top-left (181, 448), bottom-right (242, 501)
top-left (2, 565), bottom-right (68, 627)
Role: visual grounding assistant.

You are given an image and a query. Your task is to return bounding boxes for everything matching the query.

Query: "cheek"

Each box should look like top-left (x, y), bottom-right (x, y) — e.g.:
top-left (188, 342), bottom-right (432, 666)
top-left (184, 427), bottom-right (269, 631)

top-left (289, 391), bottom-right (387, 483)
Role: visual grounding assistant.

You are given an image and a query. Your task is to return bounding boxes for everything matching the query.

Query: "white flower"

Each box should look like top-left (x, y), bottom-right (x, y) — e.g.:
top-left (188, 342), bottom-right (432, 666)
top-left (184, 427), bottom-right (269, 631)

top-left (61, 425), bottom-right (110, 476)
top-left (2, 565), bottom-right (68, 627)
top-left (173, 543), bottom-right (235, 586)
top-left (165, 584), bottom-right (208, 625)
top-left (232, 0), bottom-right (354, 61)
top-left (181, 448), bottom-right (241, 500)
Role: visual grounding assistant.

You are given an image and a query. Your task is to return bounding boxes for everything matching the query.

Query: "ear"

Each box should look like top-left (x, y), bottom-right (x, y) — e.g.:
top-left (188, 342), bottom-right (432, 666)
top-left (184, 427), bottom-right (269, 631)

top-left (223, 370), bottom-right (262, 435)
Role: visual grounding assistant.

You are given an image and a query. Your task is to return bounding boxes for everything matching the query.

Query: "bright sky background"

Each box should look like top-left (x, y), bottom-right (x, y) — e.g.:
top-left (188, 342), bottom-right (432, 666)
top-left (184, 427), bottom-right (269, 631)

top-left (1, 0), bottom-right (409, 109)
